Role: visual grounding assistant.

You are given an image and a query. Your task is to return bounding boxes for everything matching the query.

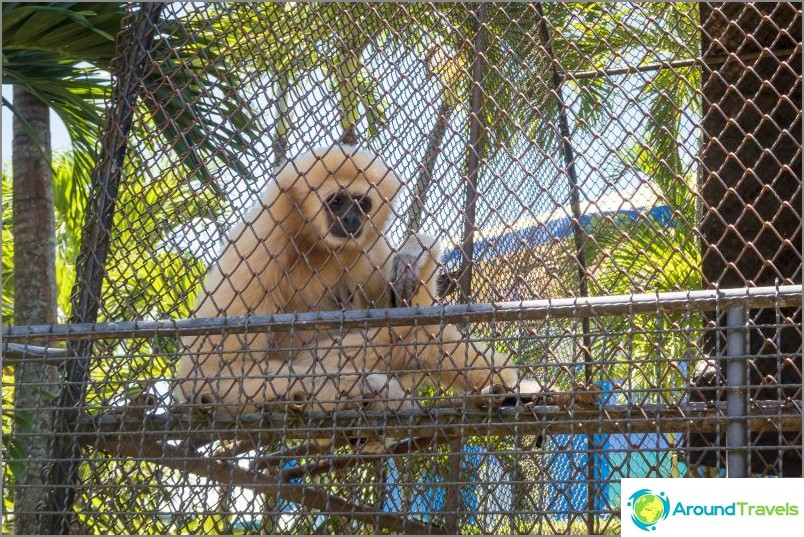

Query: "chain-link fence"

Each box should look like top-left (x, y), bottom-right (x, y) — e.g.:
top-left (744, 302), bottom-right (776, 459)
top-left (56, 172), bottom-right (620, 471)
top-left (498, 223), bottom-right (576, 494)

top-left (2, 2), bottom-right (801, 535)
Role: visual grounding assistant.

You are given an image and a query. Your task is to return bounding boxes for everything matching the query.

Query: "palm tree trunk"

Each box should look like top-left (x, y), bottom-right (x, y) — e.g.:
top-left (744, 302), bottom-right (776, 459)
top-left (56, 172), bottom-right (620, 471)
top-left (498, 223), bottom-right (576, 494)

top-left (11, 86), bottom-right (59, 535)
top-left (693, 1), bottom-right (802, 476)
top-left (536, 5), bottom-right (596, 532)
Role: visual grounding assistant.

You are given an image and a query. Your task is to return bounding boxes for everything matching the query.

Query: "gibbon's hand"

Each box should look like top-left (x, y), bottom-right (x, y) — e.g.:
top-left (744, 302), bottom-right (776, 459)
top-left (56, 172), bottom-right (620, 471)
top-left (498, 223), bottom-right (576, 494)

top-left (390, 233), bottom-right (442, 307)
top-left (390, 252), bottom-right (422, 307)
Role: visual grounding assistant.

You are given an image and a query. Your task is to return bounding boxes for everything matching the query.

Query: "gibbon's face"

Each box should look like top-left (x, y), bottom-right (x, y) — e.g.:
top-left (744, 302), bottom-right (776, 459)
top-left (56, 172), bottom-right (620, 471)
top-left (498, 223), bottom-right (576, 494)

top-left (324, 190), bottom-right (373, 239)
top-left (310, 181), bottom-right (391, 251)
top-left (286, 147), bottom-right (401, 252)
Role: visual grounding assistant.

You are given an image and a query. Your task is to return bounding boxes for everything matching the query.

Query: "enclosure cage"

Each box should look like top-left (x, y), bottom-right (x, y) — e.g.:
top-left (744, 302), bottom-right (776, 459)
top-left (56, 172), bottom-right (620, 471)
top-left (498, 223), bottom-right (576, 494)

top-left (2, 2), bottom-right (802, 535)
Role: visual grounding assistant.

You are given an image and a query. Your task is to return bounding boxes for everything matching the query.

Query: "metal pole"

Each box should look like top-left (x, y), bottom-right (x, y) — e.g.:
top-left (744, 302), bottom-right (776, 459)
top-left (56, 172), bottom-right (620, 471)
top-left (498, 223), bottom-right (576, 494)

top-left (725, 304), bottom-right (749, 477)
top-left (43, 4), bottom-right (164, 534)
top-left (4, 285), bottom-right (801, 341)
top-left (457, 2), bottom-right (488, 302)
top-left (536, 5), bottom-right (596, 533)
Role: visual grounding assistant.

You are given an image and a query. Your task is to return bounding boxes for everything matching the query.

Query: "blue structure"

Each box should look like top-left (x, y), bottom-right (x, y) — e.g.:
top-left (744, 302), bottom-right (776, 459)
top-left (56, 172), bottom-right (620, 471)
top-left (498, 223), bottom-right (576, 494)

top-left (544, 373), bottom-right (690, 519)
top-left (442, 204), bottom-right (672, 271)
top-left (381, 445), bottom-right (497, 523)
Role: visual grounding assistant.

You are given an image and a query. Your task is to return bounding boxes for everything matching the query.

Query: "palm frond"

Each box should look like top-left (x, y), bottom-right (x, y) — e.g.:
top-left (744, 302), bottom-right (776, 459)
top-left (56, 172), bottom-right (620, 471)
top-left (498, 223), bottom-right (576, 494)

top-left (2, 3), bottom-right (122, 65)
top-left (3, 3), bottom-right (122, 181)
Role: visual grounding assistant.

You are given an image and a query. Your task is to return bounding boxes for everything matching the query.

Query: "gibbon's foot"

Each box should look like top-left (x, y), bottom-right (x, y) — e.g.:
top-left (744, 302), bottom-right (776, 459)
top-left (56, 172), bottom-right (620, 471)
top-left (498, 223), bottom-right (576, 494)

top-left (474, 377), bottom-right (544, 408)
top-left (262, 372), bottom-right (414, 414)
top-left (547, 383), bottom-right (601, 409)
top-left (471, 382), bottom-right (511, 408)
top-left (499, 378), bottom-right (545, 407)
top-left (355, 373), bottom-right (414, 412)
top-left (176, 391), bottom-right (218, 413)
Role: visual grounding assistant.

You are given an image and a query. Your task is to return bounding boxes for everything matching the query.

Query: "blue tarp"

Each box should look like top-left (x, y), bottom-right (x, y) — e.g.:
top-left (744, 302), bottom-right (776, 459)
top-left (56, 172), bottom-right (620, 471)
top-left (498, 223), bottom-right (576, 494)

top-left (382, 444), bottom-right (491, 522)
top-left (443, 205), bottom-right (672, 269)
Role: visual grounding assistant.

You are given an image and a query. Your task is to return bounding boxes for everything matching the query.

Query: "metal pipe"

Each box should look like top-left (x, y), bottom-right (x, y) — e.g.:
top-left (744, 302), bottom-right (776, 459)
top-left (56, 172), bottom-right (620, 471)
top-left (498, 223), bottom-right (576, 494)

top-left (4, 285), bottom-right (801, 341)
top-left (457, 2), bottom-right (489, 302)
top-left (726, 305), bottom-right (749, 478)
top-left (568, 45), bottom-right (801, 81)
top-left (75, 401), bottom-right (802, 443)
top-left (2, 343), bottom-right (68, 364)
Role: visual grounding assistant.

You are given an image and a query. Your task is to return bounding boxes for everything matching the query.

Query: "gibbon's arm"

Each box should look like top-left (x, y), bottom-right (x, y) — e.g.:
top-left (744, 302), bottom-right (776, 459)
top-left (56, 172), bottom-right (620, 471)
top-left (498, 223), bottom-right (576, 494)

top-left (194, 181), bottom-right (300, 319)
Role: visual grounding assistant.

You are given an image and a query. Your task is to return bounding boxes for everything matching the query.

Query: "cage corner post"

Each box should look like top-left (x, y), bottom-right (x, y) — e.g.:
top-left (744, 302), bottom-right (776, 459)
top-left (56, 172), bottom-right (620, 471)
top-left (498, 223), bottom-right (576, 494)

top-left (41, 3), bottom-right (164, 534)
top-left (725, 304), bottom-right (749, 478)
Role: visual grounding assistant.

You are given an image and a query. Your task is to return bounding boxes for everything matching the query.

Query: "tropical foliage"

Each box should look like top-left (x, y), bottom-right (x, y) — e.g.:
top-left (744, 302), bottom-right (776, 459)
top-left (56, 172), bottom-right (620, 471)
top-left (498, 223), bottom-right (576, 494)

top-left (2, 3), bottom-right (122, 183)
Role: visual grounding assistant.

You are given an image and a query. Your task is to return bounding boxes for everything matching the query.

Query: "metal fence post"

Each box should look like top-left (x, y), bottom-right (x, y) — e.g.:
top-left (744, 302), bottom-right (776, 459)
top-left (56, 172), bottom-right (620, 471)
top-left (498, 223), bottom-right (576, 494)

top-left (725, 304), bottom-right (749, 477)
top-left (457, 1), bottom-right (489, 303)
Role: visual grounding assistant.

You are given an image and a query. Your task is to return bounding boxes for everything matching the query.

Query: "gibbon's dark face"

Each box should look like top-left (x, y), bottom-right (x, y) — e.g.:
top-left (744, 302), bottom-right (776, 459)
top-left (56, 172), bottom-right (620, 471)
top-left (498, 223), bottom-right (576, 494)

top-left (325, 191), bottom-right (373, 239)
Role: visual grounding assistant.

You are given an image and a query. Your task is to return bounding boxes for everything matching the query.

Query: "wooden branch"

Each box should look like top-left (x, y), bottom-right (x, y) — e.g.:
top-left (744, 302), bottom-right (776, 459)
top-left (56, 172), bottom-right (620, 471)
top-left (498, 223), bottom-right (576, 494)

top-left (265, 432), bottom-right (458, 478)
top-left (99, 437), bottom-right (444, 535)
top-left (220, 439), bottom-right (327, 462)
top-left (279, 454), bottom-right (361, 482)
top-left (77, 399), bottom-right (798, 533)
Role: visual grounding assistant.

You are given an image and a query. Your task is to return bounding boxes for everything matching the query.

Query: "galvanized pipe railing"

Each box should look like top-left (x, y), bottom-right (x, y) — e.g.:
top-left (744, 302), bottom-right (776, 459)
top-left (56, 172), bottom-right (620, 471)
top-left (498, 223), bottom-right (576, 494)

top-left (726, 304), bottom-right (749, 478)
top-left (4, 285), bottom-right (800, 341)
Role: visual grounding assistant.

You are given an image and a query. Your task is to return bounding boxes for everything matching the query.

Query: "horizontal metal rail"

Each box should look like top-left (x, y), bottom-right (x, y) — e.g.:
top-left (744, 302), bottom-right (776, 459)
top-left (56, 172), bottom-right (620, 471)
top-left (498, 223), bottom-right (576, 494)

top-left (74, 400), bottom-right (801, 445)
top-left (2, 343), bottom-right (68, 364)
top-left (569, 45), bottom-right (801, 80)
top-left (3, 285), bottom-right (801, 342)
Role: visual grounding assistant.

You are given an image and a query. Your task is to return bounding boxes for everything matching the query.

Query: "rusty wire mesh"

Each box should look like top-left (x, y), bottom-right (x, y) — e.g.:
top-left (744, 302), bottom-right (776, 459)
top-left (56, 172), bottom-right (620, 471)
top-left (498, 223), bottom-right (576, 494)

top-left (2, 2), bottom-right (802, 535)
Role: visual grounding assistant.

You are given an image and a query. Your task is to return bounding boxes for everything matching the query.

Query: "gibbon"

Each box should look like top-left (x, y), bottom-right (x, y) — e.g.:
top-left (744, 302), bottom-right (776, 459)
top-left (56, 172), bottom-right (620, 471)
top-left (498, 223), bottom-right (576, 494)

top-left (174, 145), bottom-right (516, 414)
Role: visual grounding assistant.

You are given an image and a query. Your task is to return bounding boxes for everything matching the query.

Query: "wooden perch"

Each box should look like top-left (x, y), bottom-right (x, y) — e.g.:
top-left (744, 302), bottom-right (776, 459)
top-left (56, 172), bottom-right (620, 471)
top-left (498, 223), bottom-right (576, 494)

top-left (73, 393), bottom-right (799, 533)
top-left (99, 436), bottom-right (445, 535)
top-left (76, 398), bottom-right (801, 448)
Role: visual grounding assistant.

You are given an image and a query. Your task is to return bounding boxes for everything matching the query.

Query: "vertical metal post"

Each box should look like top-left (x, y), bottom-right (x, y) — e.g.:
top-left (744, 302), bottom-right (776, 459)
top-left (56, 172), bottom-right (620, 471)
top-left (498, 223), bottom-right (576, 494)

top-left (445, 6), bottom-right (490, 530)
top-left (536, 4), bottom-right (596, 533)
top-left (457, 2), bottom-right (488, 302)
top-left (726, 304), bottom-right (749, 477)
top-left (44, 4), bottom-right (164, 534)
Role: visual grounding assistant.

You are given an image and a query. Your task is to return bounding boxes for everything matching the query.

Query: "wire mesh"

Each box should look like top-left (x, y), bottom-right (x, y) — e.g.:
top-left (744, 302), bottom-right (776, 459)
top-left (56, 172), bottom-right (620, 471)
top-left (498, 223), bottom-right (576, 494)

top-left (2, 2), bottom-right (801, 535)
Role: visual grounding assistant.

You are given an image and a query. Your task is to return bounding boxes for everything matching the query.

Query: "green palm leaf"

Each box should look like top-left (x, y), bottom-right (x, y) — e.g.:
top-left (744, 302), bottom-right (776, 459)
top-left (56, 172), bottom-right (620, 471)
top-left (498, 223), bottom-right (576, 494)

top-left (3, 3), bottom-right (122, 182)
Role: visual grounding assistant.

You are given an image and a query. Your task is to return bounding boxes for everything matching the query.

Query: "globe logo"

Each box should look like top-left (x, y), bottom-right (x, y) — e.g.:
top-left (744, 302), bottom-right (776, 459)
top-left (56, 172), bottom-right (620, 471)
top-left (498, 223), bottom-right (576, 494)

top-left (627, 489), bottom-right (670, 531)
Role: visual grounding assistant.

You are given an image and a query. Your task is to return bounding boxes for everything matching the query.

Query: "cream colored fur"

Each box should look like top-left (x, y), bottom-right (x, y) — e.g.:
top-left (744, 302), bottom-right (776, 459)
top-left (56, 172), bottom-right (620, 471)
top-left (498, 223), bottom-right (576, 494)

top-left (174, 145), bottom-right (516, 413)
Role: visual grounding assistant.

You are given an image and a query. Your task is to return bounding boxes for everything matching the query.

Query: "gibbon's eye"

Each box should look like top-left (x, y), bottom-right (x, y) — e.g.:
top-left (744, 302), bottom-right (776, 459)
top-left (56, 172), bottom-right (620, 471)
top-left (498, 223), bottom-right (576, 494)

top-left (358, 196), bottom-right (372, 214)
top-left (327, 192), bottom-right (347, 211)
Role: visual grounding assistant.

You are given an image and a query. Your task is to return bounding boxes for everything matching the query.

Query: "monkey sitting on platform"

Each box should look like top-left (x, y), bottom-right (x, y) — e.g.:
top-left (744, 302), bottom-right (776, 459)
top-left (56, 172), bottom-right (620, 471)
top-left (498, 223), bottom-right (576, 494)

top-left (174, 145), bottom-right (517, 414)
